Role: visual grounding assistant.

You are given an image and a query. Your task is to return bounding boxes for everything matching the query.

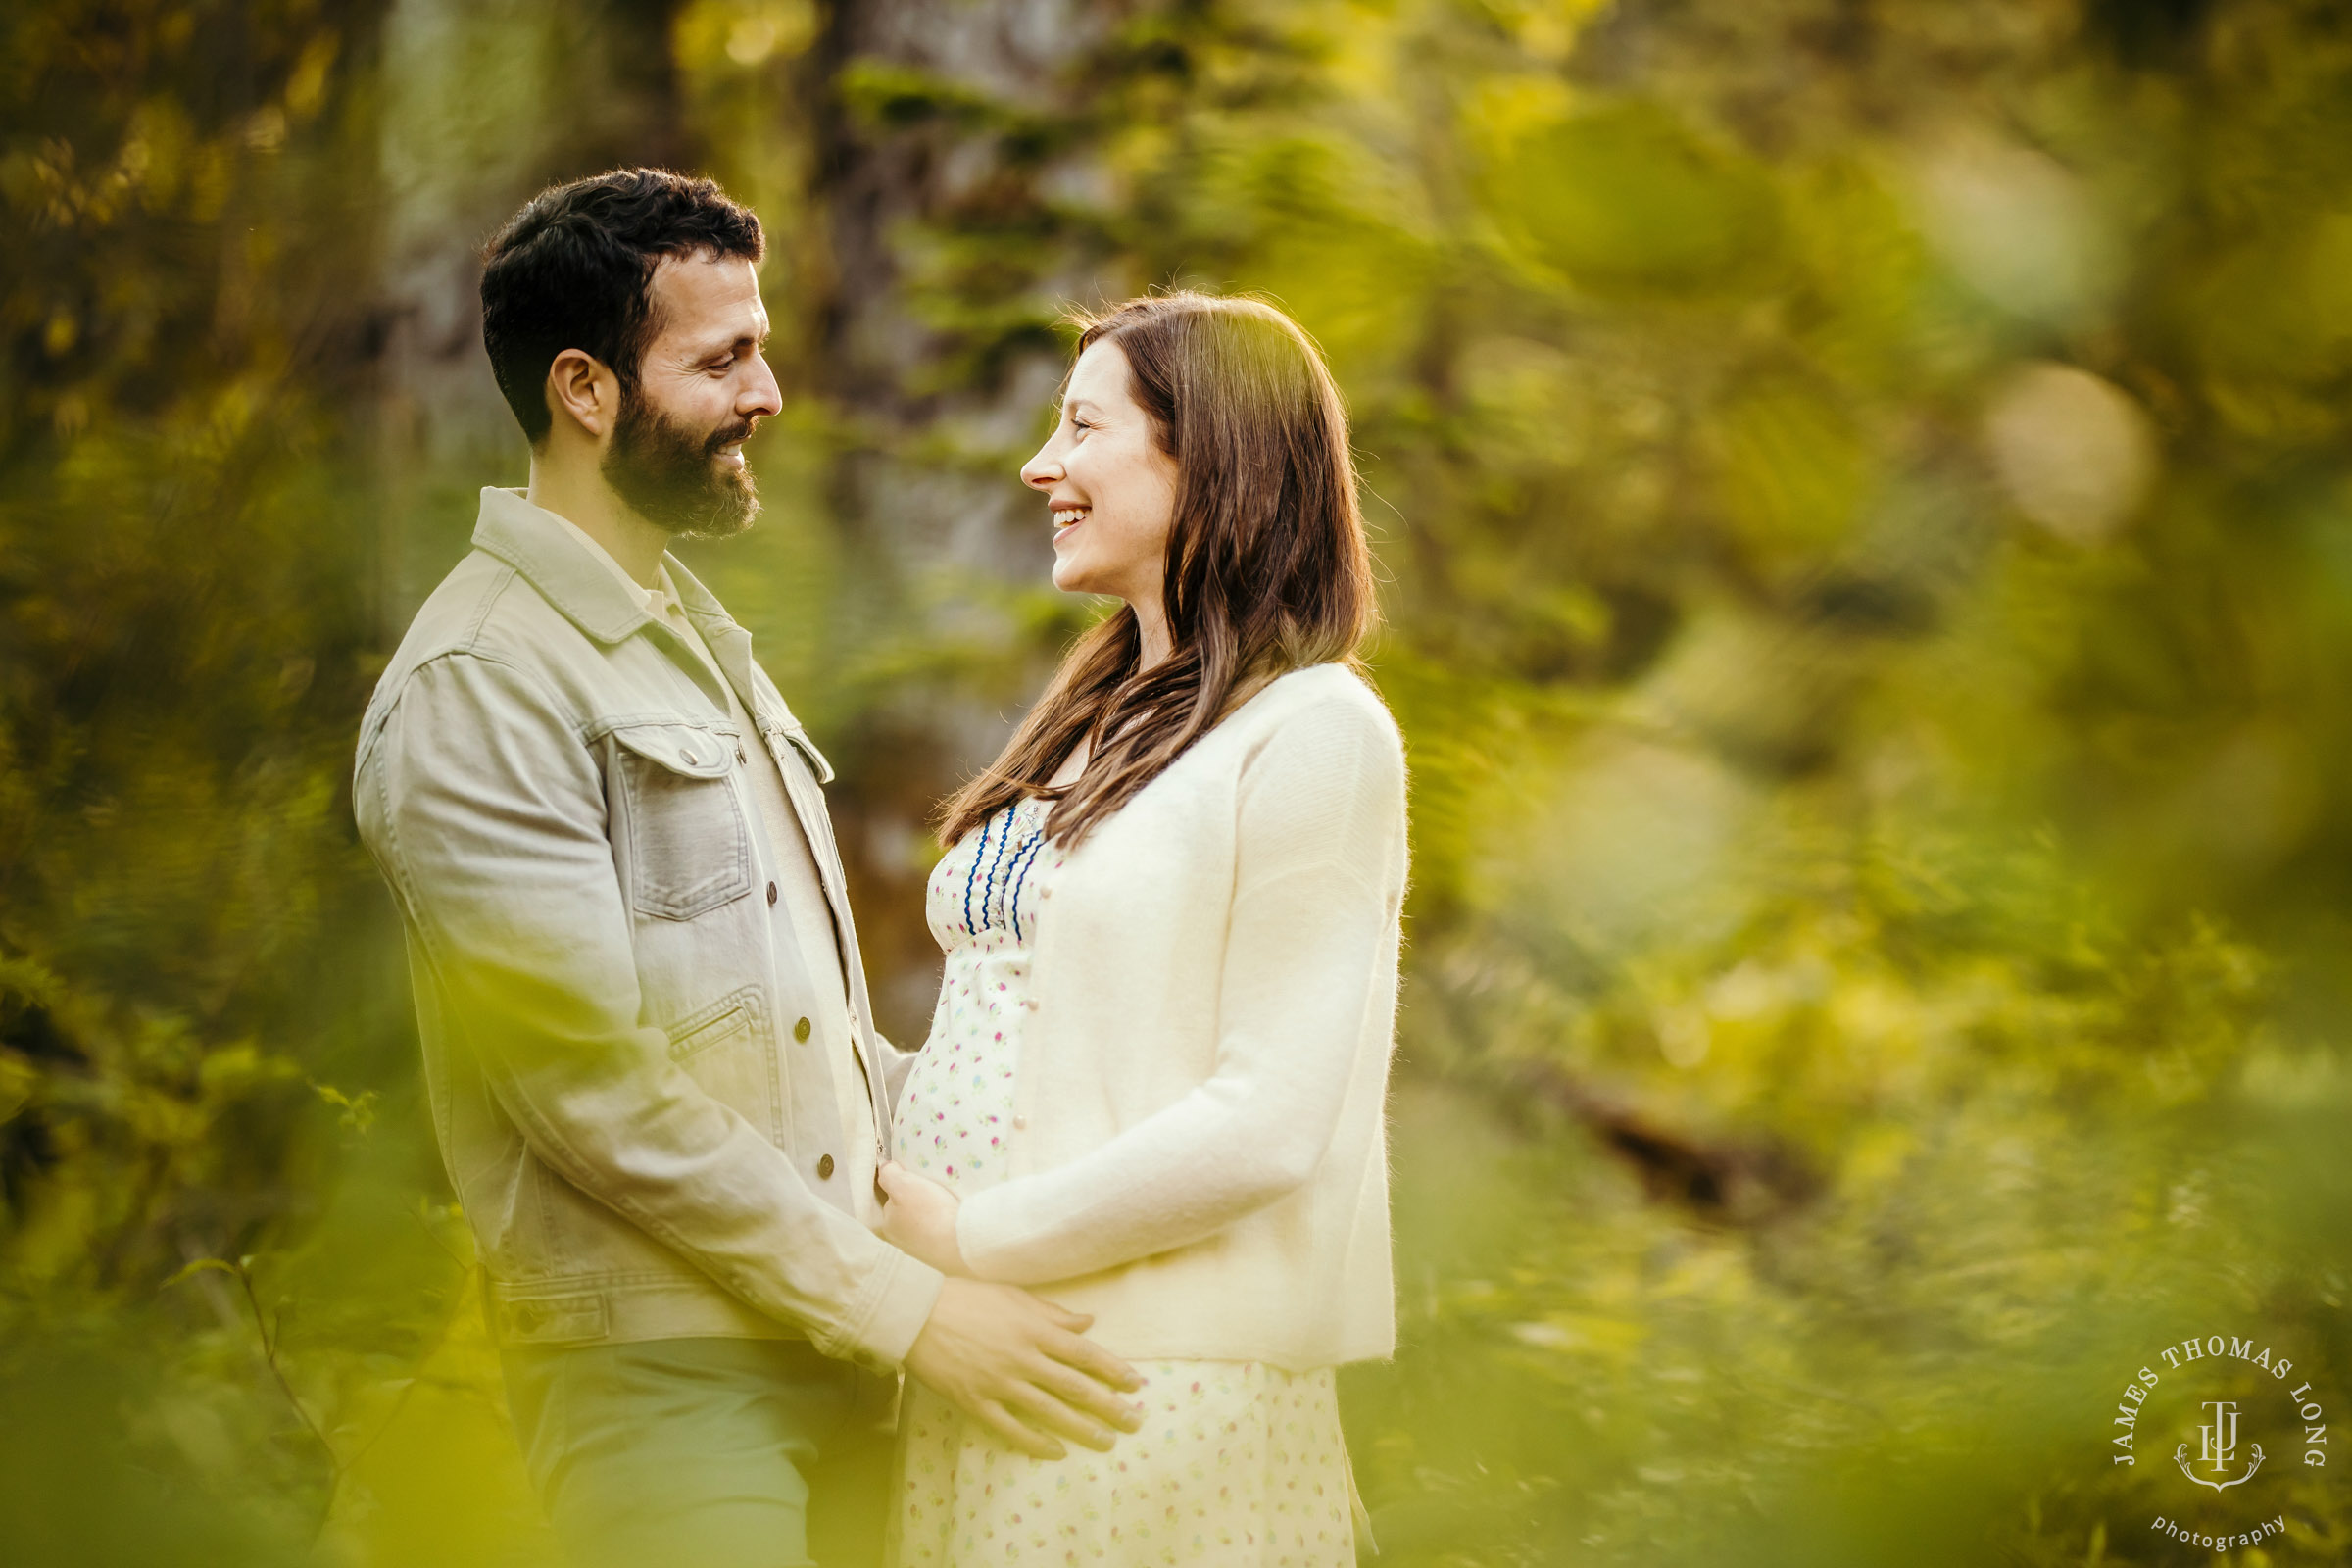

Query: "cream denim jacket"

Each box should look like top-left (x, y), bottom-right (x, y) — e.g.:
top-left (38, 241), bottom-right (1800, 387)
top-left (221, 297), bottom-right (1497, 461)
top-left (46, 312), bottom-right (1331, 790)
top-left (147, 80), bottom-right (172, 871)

top-left (354, 488), bottom-right (942, 1370)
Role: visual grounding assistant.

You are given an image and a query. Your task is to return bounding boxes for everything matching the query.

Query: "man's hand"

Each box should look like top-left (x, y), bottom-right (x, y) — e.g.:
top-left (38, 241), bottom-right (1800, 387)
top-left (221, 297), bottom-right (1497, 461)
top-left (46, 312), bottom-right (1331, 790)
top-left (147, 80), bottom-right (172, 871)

top-left (876, 1161), bottom-right (965, 1274)
top-left (903, 1278), bottom-right (1145, 1460)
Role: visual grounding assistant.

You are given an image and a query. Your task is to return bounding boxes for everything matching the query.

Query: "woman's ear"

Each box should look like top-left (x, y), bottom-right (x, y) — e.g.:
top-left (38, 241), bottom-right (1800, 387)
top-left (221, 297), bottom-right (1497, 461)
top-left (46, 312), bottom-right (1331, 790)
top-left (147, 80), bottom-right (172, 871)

top-left (544, 348), bottom-right (618, 442)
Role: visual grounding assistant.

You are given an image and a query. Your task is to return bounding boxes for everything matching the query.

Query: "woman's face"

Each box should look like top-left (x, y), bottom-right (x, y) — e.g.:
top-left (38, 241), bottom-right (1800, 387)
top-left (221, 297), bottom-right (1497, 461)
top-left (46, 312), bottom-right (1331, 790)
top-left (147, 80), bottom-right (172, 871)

top-left (1020, 341), bottom-right (1180, 612)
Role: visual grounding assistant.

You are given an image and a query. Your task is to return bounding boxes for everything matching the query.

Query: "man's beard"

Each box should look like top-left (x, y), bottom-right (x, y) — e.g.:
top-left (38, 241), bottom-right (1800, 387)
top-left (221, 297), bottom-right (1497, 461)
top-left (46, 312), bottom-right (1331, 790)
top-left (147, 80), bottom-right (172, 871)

top-left (602, 390), bottom-right (759, 539)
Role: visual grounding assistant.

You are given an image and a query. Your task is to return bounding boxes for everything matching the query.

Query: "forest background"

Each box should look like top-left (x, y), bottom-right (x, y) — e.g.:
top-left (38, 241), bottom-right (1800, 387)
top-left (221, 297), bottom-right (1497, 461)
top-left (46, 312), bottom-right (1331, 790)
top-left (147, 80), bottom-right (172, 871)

top-left (6, 0), bottom-right (2352, 1563)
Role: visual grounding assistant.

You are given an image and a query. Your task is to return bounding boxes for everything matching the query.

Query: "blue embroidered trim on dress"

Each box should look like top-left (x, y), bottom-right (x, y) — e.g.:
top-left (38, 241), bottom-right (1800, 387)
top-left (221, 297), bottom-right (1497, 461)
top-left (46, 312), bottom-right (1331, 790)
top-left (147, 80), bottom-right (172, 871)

top-left (1005, 824), bottom-right (1048, 941)
top-left (954, 800), bottom-right (1052, 941)
top-left (978, 809), bottom-right (1015, 932)
top-left (961, 811), bottom-right (995, 937)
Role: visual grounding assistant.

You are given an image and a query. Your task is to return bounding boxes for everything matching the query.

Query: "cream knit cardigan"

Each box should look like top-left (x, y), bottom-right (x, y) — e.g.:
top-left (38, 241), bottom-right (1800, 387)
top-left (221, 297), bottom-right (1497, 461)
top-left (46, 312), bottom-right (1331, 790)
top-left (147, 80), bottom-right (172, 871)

top-left (945, 662), bottom-right (1408, 1371)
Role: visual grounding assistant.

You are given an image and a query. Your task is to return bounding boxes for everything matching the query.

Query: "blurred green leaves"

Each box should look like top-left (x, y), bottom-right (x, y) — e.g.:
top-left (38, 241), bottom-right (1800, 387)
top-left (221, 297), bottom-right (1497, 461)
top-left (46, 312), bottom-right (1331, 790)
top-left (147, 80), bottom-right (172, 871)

top-left (1488, 99), bottom-right (1784, 298)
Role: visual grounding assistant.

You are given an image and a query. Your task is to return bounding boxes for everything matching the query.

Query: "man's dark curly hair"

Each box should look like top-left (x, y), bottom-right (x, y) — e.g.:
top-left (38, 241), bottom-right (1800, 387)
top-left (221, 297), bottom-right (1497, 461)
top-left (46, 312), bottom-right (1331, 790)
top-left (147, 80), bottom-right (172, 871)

top-left (480, 168), bottom-right (763, 445)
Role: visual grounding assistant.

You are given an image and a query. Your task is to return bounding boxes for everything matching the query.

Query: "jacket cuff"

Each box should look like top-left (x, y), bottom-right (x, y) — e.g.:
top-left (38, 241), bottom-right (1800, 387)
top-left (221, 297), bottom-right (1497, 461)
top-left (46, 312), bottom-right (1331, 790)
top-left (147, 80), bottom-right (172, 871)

top-left (833, 1246), bottom-right (946, 1371)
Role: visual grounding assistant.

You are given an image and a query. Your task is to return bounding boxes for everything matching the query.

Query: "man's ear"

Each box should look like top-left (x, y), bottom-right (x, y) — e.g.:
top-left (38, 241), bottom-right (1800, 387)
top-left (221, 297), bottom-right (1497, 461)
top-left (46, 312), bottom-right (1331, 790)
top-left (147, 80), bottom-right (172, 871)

top-left (544, 348), bottom-right (618, 441)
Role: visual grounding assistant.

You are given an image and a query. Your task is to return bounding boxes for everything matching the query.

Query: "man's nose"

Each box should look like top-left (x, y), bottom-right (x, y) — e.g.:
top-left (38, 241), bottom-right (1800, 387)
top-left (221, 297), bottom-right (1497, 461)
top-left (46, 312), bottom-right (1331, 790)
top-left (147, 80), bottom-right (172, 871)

top-left (741, 354), bottom-right (783, 419)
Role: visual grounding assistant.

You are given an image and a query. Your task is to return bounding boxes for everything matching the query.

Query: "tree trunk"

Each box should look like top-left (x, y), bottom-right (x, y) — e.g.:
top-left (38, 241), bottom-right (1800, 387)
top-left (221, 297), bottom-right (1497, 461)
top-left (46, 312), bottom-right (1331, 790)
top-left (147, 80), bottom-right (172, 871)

top-left (801, 0), bottom-right (1132, 1036)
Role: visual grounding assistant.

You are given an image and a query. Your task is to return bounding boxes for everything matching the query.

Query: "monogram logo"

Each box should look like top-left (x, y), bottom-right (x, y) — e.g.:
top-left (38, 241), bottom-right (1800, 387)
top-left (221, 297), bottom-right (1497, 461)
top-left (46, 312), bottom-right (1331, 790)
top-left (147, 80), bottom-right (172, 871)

top-left (2176, 1399), bottom-right (2263, 1492)
top-left (2106, 1331), bottom-right (2336, 1552)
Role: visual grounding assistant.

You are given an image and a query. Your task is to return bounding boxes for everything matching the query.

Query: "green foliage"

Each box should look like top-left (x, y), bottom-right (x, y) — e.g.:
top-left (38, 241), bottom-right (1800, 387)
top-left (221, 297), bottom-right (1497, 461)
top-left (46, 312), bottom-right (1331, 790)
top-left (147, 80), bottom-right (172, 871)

top-left (7, 0), bottom-right (2352, 1563)
top-left (0, 4), bottom-right (472, 1559)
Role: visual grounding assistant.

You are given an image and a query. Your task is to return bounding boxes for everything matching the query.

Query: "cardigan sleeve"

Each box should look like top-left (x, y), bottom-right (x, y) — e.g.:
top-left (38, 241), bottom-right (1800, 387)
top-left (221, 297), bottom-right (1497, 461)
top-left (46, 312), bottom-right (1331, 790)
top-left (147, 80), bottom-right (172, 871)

top-left (953, 685), bottom-right (1406, 1286)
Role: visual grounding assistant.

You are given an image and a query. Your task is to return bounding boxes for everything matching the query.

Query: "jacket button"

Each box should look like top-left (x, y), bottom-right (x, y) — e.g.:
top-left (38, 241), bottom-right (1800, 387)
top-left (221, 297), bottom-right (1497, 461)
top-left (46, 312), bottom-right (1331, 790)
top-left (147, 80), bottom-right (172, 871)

top-left (680, 749), bottom-right (697, 765)
top-left (737, 746), bottom-right (748, 764)
top-left (794, 1016), bottom-right (811, 1043)
top-left (766, 881), bottom-right (779, 906)
top-left (816, 1153), bottom-right (835, 1180)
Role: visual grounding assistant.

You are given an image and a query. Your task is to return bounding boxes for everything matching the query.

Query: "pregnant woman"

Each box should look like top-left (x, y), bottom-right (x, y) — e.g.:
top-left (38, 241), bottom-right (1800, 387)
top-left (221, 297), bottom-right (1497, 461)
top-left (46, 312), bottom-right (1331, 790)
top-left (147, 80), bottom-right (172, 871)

top-left (875, 291), bottom-right (1408, 1567)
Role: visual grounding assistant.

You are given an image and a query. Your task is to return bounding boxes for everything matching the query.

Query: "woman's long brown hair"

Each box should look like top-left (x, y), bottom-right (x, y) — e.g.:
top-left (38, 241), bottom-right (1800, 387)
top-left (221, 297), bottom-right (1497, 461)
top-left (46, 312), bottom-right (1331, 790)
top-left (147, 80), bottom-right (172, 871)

top-left (939, 292), bottom-right (1377, 849)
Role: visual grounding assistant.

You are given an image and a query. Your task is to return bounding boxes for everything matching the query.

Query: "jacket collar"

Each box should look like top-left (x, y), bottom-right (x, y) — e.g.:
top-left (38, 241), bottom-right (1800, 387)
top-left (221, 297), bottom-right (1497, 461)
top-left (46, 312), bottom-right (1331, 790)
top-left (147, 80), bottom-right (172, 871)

top-left (663, 553), bottom-right (767, 727)
top-left (470, 486), bottom-right (662, 646)
top-left (470, 487), bottom-right (782, 728)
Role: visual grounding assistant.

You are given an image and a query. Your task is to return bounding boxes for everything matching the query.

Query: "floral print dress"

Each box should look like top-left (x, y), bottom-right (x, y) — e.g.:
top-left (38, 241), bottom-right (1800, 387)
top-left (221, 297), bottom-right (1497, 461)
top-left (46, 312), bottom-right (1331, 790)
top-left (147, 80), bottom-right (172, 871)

top-left (890, 796), bottom-right (1360, 1568)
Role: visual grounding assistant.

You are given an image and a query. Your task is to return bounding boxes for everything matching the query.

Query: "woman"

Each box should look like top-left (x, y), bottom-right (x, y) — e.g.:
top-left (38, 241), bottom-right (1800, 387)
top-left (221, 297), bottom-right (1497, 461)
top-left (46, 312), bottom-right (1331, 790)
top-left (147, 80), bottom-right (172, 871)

top-left (876, 292), bottom-right (1407, 1567)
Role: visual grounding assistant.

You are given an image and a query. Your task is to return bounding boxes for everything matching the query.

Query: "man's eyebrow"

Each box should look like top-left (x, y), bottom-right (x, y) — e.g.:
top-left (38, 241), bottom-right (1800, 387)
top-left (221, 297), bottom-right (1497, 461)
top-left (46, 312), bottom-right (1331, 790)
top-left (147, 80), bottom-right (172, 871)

top-left (694, 326), bottom-right (770, 360)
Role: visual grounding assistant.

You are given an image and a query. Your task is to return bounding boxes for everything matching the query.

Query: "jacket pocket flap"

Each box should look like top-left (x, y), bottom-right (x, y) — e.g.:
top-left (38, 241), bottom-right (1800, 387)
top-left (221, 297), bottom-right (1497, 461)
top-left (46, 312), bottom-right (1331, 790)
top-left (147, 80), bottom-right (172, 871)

top-left (666, 987), bottom-right (760, 1060)
top-left (494, 1291), bottom-right (610, 1346)
top-left (612, 723), bottom-right (737, 780)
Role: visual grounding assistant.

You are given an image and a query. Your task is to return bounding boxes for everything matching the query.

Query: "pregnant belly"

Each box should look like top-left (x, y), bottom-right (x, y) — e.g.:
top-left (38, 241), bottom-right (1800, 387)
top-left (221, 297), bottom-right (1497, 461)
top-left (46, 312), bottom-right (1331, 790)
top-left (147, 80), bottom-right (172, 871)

top-left (893, 995), bottom-right (1021, 1194)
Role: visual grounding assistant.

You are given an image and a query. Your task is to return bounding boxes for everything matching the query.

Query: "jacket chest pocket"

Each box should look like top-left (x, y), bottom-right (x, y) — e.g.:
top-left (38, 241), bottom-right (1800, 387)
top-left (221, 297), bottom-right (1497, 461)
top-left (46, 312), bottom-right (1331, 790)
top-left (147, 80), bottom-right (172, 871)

top-left (666, 986), bottom-right (779, 1142)
top-left (612, 723), bottom-right (752, 920)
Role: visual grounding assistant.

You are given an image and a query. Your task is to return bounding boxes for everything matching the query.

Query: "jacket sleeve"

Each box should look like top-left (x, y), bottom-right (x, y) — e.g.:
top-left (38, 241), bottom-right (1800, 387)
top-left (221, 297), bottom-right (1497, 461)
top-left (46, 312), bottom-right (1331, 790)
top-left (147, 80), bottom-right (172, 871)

top-left (953, 690), bottom-right (1407, 1285)
top-left (356, 651), bottom-right (942, 1368)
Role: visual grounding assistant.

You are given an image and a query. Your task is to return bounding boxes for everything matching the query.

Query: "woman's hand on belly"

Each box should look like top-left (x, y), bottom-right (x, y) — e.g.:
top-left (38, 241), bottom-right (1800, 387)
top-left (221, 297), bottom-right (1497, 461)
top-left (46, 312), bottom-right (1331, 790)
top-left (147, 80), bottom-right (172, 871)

top-left (878, 1161), bottom-right (968, 1275)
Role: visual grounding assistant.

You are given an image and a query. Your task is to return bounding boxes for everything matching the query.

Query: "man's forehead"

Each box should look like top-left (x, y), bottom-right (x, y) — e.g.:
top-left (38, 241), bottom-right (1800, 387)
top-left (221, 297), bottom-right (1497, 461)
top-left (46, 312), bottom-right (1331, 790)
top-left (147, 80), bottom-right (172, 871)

top-left (650, 253), bottom-right (766, 335)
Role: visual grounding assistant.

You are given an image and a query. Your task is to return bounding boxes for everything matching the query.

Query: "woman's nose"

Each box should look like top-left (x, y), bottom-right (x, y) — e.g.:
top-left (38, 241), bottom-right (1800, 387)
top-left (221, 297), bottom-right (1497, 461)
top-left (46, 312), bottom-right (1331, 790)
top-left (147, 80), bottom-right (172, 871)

top-left (1020, 449), bottom-right (1061, 490)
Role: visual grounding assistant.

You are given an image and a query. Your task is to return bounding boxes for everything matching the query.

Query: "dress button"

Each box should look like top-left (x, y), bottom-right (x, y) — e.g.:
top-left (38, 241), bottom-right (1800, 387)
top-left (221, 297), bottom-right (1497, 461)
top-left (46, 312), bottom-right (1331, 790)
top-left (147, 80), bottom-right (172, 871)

top-left (794, 1016), bottom-right (811, 1043)
top-left (817, 1154), bottom-right (835, 1180)
top-left (1012, 1115), bottom-right (1028, 1131)
top-left (766, 881), bottom-right (779, 906)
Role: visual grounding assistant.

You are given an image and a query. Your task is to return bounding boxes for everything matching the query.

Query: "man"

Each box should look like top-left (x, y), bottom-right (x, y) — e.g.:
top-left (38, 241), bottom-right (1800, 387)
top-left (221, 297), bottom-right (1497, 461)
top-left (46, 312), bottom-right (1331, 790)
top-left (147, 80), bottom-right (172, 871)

top-left (353, 169), bottom-right (1140, 1568)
